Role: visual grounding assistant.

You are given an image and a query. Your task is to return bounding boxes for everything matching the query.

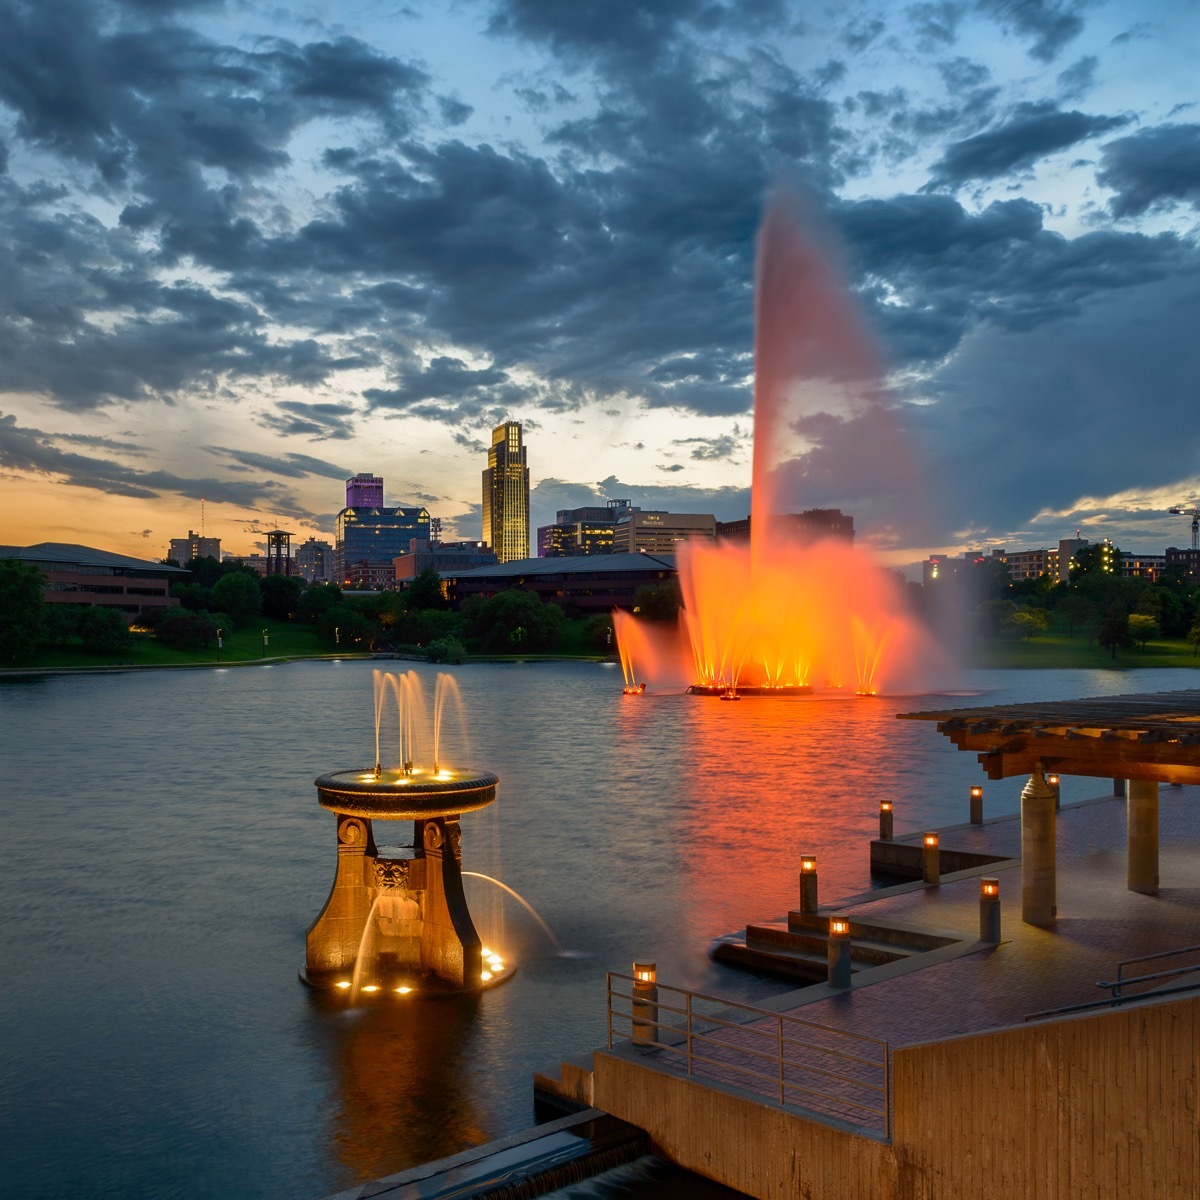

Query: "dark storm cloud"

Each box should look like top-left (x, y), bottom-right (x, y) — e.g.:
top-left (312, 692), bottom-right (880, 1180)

top-left (976, 0), bottom-right (1094, 63)
top-left (256, 400), bottom-right (359, 441)
top-left (1056, 54), bottom-right (1097, 101)
top-left (914, 269), bottom-right (1200, 539)
top-left (928, 102), bottom-right (1127, 186)
top-left (0, 411), bottom-right (320, 516)
top-left (205, 447), bottom-right (351, 480)
top-left (1097, 124), bottom-right (1200, 218)
top-left (488, 0), bottom-right (787, 67)
top-left (673, 434), bottom-right (741, 461)
top-left (838, 192), bottom-right (1189, 368)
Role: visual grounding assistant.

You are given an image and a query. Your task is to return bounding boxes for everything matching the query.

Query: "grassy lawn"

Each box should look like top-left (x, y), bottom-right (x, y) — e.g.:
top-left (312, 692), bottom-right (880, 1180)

top-left (8, 618), bottom-right (347, 671)
top-left (973, 633), bottom-right (1200, 670)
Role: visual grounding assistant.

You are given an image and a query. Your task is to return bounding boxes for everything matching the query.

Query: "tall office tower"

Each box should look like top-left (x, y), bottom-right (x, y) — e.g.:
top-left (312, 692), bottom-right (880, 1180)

top-left (482, 421), bottom-right (530, 563)
top-left (335, 472), bottom-right (430, 587)
top-left (345, 473), bottom-right (384, 509)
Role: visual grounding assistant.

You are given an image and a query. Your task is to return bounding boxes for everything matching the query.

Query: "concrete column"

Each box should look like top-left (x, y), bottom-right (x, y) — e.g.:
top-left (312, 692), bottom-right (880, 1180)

top-left (1126, 779), bottom-right (1160, 895)
top-left (1021, 765), bottom-right (1057, 926)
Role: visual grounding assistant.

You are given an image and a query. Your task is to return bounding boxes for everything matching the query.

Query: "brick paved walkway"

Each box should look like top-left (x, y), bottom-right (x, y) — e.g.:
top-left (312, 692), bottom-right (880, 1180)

top-left (782, 785), bottom-right (1200, 1046)
top-left (627, 786), bottom-right (1200, 1131)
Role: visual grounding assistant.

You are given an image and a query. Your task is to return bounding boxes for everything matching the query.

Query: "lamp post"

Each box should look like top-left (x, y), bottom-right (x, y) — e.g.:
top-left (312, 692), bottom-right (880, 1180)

top-left (1047, 773), bottom-right (1061, 812)
top-left (335, 626), bottom-right (340, 649)
top-left (631, 961), bottom-right (658, 1047)
top-left (922, 832), bottom-right (940, 885)
top-left (879, 799), bottom-right (894, 841)
top-left (827, 916), bottom-right (852, 989)
top-left (980, 877), bottom-right (1001, 943)
top-left (216, 628), bottom-right (223, 664)
top-left (262, 628), bottom-right (269, 658)
top-left (799, 855), bottom-right (818, 913)
top-left (969, 785), bottom-right (984, 825)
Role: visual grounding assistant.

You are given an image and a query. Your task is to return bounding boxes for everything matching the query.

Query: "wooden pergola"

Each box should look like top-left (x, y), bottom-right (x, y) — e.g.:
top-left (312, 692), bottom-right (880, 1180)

top-left (898, 688), bottom-right (1200, 786)
top-left (898, 689), bottom-right (1200, 923)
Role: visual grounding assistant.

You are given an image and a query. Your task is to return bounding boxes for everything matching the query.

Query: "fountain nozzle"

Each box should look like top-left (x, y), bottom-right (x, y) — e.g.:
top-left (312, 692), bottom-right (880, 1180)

top-left (403, 760), bottom-right (414, 776)
top-left (373, 761), bottom-right (382, 778)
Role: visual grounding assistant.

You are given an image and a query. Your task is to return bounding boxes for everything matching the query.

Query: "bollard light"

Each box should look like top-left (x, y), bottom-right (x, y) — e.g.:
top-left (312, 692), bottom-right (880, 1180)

top-left (827, 916), bottom-right (852, 988)
top-left (799, 855), bottom-right (819, 913)
top-left (879, 799), bottom-right (894, 841)
top-left (979, 876), bottom-right (1001, 942)
top-left (631, 960), bottom-right (659, 1047)
top-left (969, 785), bottom-right (984, 825)
top-left (1048, 773), bottom-right (1061, 812)
top-left (922, 831), bottom-right (941, 886)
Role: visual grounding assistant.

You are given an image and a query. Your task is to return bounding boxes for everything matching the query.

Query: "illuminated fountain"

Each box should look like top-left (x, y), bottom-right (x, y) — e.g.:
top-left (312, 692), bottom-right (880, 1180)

top-left (303, 670), bottom-right (514, 996)
top-left (617, 193), bottom-right (937, 697)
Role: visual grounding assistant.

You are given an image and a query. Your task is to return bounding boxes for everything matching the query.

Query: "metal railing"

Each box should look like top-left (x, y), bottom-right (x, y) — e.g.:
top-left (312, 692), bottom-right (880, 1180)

top-left (606, 973), bottom-right (891, 1137)
top-left (1026, 943), bottom-right (1200, 1021)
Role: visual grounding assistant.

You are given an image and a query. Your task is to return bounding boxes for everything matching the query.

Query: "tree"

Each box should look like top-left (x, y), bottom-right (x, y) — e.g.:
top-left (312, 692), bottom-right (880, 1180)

top-left (1007, 607), bottom-right (1049, 641)
top-left (425, 636), bottom-right (466, 663)
top-left (1188, 619), bottom-right (1200, 657)
top-left (1055, 593), bottom-right (1096, 638)
top-left (317, 604), bottom-right (377, 649)
top-left (632, 581), bottom-right (682, 622)
top-left (42, 604), bottom-right (82, 647)
top-left (297, 583), bottom-right (342, 625)
top-left (581, 613), bottom-right (615, 653)
top-left (77, 607), bottom-right (133, 656)
top-left (1097, 605), bottom-right (1132, 660)
top-left (211, 570), bottom-right (263, 626)
top-left (156, 610), bottom-right (220, 651)
top-left (461, 589), bottom-right (564, 652)
top-left (1128, 613), bottom-right (1159, 649)
top-left (0, 559), bottom-right (46, 662)
top-left (260, 573), bottom-right (305, 621)
top-left (405, 567), bottom-right (448, 610)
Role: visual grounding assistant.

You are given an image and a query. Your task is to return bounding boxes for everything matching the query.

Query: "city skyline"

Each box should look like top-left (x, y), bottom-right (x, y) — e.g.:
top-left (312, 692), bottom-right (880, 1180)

top-left (1, 1), bottom-right (1198, 566)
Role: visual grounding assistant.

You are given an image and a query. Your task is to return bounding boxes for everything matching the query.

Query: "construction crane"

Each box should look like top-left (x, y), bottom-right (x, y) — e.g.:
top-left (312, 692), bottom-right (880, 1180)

top-left (1168, 505), bottom-right (1200, 550)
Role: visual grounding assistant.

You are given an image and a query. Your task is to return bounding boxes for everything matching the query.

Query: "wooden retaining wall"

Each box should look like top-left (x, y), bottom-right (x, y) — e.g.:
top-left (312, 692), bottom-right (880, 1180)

top-left (592, 993), bottom-right (1199, 1199)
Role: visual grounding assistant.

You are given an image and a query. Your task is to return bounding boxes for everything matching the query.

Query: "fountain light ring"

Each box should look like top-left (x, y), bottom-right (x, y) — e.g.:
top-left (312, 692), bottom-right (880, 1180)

top-left (314, 769), bottom-right (498, 819)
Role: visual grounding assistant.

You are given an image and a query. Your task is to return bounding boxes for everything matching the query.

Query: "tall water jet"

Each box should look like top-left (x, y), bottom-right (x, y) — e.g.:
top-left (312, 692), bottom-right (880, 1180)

top-left (304, 671), bottom-right (514, 995)
top-left (618, 190), bottom-right (943, 696)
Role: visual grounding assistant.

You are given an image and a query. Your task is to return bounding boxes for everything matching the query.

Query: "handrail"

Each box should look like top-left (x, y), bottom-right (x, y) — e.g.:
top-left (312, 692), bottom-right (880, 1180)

top-left (606, 972), bottom-right (891, 1137)
top-left (1099, 942), bottom-right (1200, 999)
top-left (1026, 942), bottom-right (1200, 1021)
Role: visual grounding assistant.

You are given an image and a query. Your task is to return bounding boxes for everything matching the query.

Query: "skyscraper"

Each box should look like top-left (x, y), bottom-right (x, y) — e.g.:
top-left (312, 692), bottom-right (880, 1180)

top-left (482, 421), bottom-right (530, 563)
top-left (345, 472), bottom-right (384, 508)
top-left (335, 472), bottom-right (430, 588)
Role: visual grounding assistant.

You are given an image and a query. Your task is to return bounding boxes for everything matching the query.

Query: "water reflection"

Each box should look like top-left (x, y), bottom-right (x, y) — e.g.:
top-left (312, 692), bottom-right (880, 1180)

top-left (309, 991), bottom-right (488, 1185)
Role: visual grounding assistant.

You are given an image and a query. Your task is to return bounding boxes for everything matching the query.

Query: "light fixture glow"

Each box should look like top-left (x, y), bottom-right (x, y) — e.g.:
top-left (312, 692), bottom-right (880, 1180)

top-left (981, 877), bottom-right (1000, 897)
top-left (481, 970), bottom-right (493, 981)
top-left (923, 832), bottom-right (939, 848)
top-left (362, 984), bottom-right (380, 993)
top-left (335, 980), bottom-right (351, 990)
top-left (395, 985), bottom-right (413, 994)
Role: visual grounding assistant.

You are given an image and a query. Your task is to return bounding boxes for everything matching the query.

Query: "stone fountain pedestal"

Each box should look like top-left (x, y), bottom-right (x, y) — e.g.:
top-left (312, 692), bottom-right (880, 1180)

top-left (303, 769), bottom-right (501, 992)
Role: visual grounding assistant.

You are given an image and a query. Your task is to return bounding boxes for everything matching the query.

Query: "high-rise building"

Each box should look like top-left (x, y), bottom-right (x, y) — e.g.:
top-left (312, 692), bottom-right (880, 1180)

top-left (611, 510), bottom-right (716, 555)
top-left (335, 473), bottom-right (431, 588)
top-left (168, 530), bottom-right (221, 563)
top-left (715, 509), bottom-right (855, 544)
top-left (482, 421), bottom-right (530, 563)
top-left (537, 500), bottom-right (632, 557)
top-left (345, 473), bottom-right (384, 508)
top-left (295, 537), bottom-right (334, 584)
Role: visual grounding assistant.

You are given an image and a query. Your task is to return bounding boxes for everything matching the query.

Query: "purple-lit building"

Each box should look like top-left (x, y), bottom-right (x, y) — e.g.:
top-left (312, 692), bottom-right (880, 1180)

top-left (345, 472), bottom-right (384, 509)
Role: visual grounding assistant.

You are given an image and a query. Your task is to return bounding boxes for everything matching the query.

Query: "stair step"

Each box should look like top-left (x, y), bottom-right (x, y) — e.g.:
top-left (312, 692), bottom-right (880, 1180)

top-left (711, 937), bottom-right (847, 981)
top-left (786, 911), bottom-right (959, 951)
top-left (745, 921), bottom-right (920, 966)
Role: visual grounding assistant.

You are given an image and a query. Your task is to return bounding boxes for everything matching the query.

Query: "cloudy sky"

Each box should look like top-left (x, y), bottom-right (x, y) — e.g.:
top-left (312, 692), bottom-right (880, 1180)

top-left (1, 0), bottom-right (1199, 568)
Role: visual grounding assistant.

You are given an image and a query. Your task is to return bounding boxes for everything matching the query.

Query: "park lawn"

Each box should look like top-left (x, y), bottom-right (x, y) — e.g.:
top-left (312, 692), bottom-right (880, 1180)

top-left (974, 633), bottom-right (1200, 670)
top-left (11, 618), bottom-right (341, 671)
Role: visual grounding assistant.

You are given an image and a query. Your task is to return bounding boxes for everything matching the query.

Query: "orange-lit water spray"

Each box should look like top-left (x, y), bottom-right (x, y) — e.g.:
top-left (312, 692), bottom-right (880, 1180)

top-left (615, 192), bottom-right (941, 695)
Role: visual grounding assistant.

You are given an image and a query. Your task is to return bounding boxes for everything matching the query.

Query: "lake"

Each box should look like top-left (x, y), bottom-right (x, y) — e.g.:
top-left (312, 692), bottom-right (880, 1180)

top-left (2, 660), bottom-right (1193, 1197)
